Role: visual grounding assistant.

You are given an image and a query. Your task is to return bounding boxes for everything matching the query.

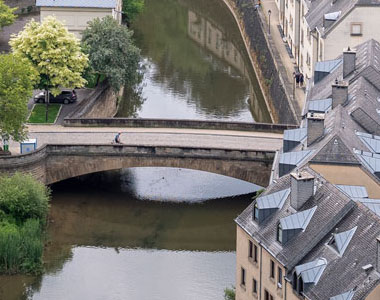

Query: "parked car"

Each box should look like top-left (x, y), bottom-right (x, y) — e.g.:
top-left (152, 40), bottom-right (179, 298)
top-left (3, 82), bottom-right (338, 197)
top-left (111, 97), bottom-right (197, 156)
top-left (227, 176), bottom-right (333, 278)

top-left (34, 90), bottom-right (77, 104)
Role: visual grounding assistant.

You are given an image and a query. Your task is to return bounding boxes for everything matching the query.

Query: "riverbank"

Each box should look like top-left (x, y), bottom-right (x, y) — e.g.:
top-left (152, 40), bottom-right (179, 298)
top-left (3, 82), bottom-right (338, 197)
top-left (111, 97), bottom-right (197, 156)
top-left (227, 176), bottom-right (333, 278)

top-left (221, 0), bottom-right (301, 125)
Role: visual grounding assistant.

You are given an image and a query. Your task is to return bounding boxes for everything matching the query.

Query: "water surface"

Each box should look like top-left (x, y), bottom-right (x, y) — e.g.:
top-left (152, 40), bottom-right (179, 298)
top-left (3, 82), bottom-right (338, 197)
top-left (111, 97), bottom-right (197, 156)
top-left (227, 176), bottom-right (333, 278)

top-left (117, 0), bottom-right (271, 122)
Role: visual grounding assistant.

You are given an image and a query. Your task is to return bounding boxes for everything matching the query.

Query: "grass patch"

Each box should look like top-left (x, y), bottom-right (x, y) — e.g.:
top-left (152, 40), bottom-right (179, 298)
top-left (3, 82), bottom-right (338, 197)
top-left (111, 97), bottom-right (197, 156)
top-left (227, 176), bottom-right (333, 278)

top-left (28, 104), bottom-right (61, 124)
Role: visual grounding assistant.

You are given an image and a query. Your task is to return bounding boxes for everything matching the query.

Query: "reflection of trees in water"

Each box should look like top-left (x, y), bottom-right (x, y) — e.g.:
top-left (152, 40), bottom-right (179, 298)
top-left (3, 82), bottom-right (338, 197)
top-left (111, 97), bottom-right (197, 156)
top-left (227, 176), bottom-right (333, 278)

top-left (116, 84), bottom-right (145, 117)
top-left (125, 0), bottom-right (268, 119)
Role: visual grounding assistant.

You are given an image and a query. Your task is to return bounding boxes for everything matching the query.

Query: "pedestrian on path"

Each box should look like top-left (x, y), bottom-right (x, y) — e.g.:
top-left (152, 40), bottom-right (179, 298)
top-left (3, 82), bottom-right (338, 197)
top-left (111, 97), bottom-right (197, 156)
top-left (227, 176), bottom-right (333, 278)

top-left (294, 72), bottom-right (300, 88)
top-left (113, 132), bottom-right (122, 144)
top-left (299, 73), bottom-right (304, 88)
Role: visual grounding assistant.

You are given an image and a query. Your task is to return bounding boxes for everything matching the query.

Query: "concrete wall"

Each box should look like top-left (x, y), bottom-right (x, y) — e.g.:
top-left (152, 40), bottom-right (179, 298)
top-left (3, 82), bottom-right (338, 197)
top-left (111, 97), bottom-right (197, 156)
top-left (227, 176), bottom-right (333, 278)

top-left (236, 226), bottom-right (286, 300)
top-left (233, 0), bottom-right (298, 125)
top-left (0, 144), bottom-right (274, 186)
top-left (310, 164), bottom-right (380, 198)
top-left (323, 7), bottom-right (380, 61)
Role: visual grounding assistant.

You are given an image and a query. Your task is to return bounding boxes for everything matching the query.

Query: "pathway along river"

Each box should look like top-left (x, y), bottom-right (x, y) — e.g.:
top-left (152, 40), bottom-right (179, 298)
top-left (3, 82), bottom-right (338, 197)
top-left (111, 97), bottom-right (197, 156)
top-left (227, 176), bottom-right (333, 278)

top-left (117, 0), bottom-right (272, 122)
top-left (0, 0), bottom-right (268, 298)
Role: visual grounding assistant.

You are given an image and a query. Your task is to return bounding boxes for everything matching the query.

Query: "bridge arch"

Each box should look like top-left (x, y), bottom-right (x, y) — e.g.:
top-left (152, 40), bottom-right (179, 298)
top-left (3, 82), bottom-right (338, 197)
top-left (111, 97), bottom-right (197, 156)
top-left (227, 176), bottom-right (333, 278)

top-left (0, 144), bottom-right (274, 187)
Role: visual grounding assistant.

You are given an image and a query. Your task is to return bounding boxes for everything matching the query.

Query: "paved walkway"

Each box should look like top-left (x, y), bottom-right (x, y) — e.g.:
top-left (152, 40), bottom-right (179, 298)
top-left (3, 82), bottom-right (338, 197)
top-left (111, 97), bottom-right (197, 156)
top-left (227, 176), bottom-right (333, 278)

top-left (8, 125), bottom-right (283, 154)
top-left (260, 0), bottom-right (305, 112)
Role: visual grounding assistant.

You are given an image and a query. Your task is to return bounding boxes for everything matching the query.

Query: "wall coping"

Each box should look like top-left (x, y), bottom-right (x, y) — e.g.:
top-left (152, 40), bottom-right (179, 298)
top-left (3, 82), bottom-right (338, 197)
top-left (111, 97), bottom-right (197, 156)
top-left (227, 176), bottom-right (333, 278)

top-left (63, 118), bottom-right (297, 133)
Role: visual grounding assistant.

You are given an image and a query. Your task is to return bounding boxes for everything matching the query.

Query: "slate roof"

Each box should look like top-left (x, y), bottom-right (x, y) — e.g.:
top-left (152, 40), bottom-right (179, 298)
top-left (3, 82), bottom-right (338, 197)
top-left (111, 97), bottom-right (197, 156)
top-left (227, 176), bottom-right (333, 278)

top-left (236, 166), bottom-right (355, 270)
top-left (336, 185), bottom-right (369, 198)
top-left (256, 188), bottom-right (290, 209)
top-left (356, 132), bottom-right (380, 153)
top-left (36, 0), bottom-right (117, 8)
top-left (314, 59), bottom-right (342, 73)
top-left (308, 98), bottom-right (332, 113)
top-left (304, 0), bottom-right (380, 37)
top-left (279, 150), bottom-right (314, 166)
top-left (283, 128), bottom-right (307, 142)
top-left (332, 226), bottom-right (357, 256)
top-left (236, 165), bottom-right (380, 300)
top-left (295, 258), bottom-right (327, 284)
top-left (330, 290), bottom-right (355, 300)
top-left (357, 198), bottom-right (380, 217)
top-left (280, 206), bottom-right (317, 230)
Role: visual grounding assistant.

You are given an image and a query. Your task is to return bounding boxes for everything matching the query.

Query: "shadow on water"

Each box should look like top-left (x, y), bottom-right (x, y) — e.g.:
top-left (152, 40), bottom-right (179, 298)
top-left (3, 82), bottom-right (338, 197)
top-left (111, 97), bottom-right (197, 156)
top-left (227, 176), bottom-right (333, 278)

top-left (0, 168), bottom-right (256, 300)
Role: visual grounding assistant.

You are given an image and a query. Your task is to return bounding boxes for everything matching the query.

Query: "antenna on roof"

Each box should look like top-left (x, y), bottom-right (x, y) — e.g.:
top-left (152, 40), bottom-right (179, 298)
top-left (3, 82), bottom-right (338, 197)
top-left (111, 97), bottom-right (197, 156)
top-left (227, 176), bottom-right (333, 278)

top-left (347, 46), bottom-right (351, 51)
top-left (335, 78), bottom-right (339, 84)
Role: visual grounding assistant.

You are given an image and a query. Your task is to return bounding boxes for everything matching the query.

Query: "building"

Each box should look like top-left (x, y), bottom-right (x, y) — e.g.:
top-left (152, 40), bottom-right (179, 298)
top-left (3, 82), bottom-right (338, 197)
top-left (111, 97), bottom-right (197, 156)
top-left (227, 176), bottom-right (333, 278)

top-left (36, 0), bottom-right (122, 38)
top-left (235, 39), bottom-right (380, 300)
top-left (277, 0), bottom-right (380, 83)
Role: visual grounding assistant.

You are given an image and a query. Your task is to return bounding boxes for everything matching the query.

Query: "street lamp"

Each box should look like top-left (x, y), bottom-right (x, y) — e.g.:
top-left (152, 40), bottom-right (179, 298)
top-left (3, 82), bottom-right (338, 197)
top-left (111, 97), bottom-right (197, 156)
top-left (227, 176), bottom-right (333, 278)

top-left (268, 10), bottom-right (272, 35)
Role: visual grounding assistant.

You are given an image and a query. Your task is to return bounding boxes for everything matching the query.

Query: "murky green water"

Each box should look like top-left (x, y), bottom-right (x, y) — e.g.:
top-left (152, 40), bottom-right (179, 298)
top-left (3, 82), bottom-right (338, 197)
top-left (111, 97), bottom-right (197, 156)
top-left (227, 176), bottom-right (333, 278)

top-left (117, 0), bottom-right (271, 122)
top-left (0, 169), bottom-right (256, 299)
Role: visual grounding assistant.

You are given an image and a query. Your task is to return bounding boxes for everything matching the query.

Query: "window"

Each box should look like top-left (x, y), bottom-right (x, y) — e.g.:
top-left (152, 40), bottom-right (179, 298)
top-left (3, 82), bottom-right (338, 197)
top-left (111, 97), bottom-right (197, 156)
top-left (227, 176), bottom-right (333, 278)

top-left (278, 267), bottom-right (283, 288)
top-left (306, 52), bottom-right (311, 66)
top-left (292, 272), bottom-right (298, 290)
top-left (301, 29), bottom-right (304, 46)
top-left (253, 278), bottom-right (258, 294)
top-left (264, 290), bottom-right (274, 300)
top-left (277, 223), bottom-right (283, 243)
top-left (254, 244), bottom-right (258, 263)
top-left (249, 240), bottom-right (253, 258)
top-left (253, 202), bottom-right (259, 221)
top-left (241, 267), bottom-right (246, 286)
top-left (270, 260), bottom-right (275, 278)
top-left (298, 276), bottom-right (304, 294)
top-left (351, 23), bottom-right (362, 36)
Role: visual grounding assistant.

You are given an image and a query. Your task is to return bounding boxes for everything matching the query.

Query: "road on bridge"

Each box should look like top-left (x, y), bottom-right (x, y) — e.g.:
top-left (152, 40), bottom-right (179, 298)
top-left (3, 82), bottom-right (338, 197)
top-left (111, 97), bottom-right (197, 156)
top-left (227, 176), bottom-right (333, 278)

top-left (8, 125), bottom-right (283, 154)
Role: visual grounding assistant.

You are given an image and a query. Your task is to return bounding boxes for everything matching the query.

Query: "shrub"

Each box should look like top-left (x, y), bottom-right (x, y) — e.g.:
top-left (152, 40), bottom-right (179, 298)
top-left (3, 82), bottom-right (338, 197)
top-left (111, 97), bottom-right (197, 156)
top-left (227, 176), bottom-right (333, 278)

top-left (224, 286), bottom-right (235, 300)
top-left (0, 173), bottom-right (50, 222)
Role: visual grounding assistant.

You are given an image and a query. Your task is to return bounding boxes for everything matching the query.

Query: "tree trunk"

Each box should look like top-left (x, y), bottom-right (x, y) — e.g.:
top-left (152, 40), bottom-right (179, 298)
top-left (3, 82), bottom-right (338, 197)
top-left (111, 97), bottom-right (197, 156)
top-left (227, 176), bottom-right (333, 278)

top-left (45, 89), bottom-right (49, 122)
top-left (96, 74), bottom-right (101, 87)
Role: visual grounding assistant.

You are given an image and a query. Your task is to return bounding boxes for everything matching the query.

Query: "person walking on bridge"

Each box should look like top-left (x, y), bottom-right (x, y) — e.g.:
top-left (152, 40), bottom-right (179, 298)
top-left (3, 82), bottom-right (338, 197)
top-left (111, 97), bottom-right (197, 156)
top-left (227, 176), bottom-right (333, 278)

top-left (114, 132), bottom-right (122, 144)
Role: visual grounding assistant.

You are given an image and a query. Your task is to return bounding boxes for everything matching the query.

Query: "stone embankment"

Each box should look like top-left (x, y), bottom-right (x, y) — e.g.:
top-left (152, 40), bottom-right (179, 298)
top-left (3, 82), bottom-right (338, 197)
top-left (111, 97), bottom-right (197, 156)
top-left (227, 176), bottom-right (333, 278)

top-left (222, 0), bottom-right (300, 125)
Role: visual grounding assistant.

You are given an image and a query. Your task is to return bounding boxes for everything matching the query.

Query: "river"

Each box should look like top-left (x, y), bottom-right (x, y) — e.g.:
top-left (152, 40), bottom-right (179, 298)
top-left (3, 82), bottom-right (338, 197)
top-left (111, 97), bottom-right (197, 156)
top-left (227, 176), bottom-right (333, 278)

top-left (116, 0), bottom-right (272, 123)
top-left (0, 169), bottom-right (258, 300)
top-left (0, 0), bottom-right (267, 298)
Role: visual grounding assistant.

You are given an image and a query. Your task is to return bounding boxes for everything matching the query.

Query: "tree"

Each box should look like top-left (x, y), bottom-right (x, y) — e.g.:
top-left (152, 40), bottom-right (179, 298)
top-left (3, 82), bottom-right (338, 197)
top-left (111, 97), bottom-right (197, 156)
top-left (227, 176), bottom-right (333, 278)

top-left (0, 0), bottom-right (16, 29)
top-left (82, 16), bottom-right (141, 92)
top-left (0, 54), bottom-right (37, 146)
top-left (10, 16), bottom-right (88, 121)
top-left (122, 0), bottom-right (144, 26)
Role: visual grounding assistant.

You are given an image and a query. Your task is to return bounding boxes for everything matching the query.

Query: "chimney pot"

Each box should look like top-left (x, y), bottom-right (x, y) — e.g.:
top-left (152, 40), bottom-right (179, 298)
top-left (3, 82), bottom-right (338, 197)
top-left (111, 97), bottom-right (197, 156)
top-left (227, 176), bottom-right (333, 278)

top-left (307, 112), bottom-right (325, 146)
top-left (343, 47), bottom-right (356, 78)
top-left (290, 171), bottom-right (315, 210)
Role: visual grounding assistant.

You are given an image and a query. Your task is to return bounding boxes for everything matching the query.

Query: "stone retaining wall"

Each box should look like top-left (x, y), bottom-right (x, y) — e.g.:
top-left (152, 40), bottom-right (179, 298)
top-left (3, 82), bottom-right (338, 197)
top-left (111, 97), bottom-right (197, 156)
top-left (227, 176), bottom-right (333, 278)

top-left (67, 81), bottom-right (120, 119)
top-left (227, 0), bottom-right (300, 124)
top-left (63, 118), bottom-right (297, 133)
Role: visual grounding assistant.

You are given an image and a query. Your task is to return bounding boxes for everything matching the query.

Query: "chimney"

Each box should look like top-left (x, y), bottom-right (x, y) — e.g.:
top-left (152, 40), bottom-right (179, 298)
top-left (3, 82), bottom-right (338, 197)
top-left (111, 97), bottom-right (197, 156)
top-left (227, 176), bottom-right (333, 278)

top-left (307, 112), bottom-right (325, 146)
top-left (377, 237), bottom-right (380, 273)
top-left (290, 171), bottom-right (315, 210)
top-left (343, 47), bottom-right (356, 78)
top-left (332, 79), bottom-right (349, 108)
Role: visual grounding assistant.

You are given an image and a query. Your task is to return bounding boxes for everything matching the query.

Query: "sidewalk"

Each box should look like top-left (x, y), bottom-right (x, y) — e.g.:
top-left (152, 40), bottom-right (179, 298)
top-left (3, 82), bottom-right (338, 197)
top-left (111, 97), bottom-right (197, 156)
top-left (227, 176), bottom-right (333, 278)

top-left (259, 0), bottom-right (305, 113)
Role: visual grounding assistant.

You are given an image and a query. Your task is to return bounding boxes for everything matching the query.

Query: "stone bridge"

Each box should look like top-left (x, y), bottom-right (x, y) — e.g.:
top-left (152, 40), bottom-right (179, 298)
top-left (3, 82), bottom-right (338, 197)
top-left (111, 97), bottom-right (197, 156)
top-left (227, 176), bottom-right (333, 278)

top-left (0, 125), bottom-right (284, 186)
top-left (0, 144), bottom-right (275, 186)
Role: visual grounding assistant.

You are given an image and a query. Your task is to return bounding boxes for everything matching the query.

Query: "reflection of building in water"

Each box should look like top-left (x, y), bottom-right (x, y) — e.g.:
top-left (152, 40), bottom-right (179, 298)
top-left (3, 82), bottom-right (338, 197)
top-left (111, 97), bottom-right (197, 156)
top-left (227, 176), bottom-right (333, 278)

top-left (188, 10), bottom-right (247, 75)
top-left (188, 10), bottom-right (265, 122)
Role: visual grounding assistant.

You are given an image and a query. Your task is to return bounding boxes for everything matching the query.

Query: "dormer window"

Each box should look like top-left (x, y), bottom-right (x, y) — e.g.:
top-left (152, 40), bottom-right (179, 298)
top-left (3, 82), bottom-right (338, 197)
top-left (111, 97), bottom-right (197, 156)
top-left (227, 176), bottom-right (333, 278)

top-left (253, 202), bottom-right (259, 221)
top-left (277, 223), bottom-right (283, 243)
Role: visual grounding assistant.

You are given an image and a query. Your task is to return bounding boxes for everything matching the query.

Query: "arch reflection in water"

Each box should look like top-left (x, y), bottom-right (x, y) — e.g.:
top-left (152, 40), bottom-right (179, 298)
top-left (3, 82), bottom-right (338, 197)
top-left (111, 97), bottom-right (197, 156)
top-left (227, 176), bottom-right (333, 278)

top-left (0, 168), bottom-right (254, 300)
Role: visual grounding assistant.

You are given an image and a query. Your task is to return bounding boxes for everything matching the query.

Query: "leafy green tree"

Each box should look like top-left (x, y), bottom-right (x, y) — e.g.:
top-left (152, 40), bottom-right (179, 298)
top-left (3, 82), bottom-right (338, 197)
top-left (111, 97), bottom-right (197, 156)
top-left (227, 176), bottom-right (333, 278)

top-left (0, 0), bottom-right (16, 29)
top-left (122, 0), bottom-right (144, 25)
top-left (0, 54), bottom-right (37, 146)
top-left (82, 16), bottom-right (140, 91)
top-left (10, 16), bottom-right (88, 121)
top-left (224, 286), bottom-right (235, 300)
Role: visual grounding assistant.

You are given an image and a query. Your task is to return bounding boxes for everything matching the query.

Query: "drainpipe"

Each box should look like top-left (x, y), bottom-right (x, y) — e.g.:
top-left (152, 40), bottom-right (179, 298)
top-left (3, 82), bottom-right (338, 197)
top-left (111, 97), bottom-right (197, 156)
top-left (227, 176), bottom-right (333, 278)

top-left (297, 0), bottom-right (301, 67)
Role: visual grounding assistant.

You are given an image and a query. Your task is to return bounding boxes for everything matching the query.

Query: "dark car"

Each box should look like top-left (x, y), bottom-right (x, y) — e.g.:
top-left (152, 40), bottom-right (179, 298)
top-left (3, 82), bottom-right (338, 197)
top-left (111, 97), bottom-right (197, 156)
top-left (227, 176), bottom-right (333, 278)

top-left (34, 90), bottom-right (77, 104)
